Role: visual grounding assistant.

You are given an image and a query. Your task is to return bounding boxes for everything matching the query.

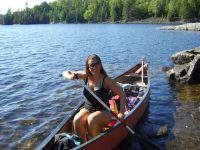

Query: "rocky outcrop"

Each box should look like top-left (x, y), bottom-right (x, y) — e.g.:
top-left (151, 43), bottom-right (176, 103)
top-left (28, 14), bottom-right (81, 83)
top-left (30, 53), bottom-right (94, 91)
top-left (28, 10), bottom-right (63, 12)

top-left (166, 47), bottom-right (200, 83)
top-left (160, 23), bottom-right (200, 31)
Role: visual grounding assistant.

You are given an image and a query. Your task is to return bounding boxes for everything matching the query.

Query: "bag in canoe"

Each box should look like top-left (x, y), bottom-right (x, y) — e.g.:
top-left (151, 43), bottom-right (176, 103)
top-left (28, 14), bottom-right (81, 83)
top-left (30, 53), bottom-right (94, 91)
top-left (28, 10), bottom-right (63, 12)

top-left (53, 133), bottom-right (82, 150)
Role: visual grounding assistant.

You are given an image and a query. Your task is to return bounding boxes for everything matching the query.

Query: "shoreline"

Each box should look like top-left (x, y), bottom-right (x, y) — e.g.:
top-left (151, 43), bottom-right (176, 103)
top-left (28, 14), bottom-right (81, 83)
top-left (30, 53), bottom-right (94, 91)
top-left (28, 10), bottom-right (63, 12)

top-left (0, 17), bottom-right (194, 25)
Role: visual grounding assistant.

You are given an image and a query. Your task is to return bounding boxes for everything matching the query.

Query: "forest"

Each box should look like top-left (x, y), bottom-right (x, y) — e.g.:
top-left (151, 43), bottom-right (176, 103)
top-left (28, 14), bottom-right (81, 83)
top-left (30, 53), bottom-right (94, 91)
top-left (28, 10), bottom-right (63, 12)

top-left (1, 0), bottom-right (200, 25)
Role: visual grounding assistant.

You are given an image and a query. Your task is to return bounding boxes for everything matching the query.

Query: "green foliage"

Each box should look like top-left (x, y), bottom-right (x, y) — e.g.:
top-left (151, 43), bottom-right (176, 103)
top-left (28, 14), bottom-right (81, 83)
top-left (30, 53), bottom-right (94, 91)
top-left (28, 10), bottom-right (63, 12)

top-left (166, 0), bottom-right (177, 20)
top-left (148, 0), bottom-right (165, 17)
top-left (83, 0), bottom-right (109, 23)
top-left (96, 0), bottom-right (109, 22)
top-left (84, 1), bottom-right (97, 22)
top-left (178, 0), bottom-right (192, 20)
top-left (122, 0), bottom-right (141, 22)
top-left (1, 0), bottom-right (200, 25)
top-left (109, 0), bottom-right (123, 22)
top-left (3, 9), bottom-right (13, 25)
top-left (0, 15), bottom-right (4, 24)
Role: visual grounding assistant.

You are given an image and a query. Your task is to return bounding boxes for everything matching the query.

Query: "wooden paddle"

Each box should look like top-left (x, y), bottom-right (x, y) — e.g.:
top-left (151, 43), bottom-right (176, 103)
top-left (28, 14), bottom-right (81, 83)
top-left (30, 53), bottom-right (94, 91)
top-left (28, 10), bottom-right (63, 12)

top-left (77, 80), bottom-right (159, 150)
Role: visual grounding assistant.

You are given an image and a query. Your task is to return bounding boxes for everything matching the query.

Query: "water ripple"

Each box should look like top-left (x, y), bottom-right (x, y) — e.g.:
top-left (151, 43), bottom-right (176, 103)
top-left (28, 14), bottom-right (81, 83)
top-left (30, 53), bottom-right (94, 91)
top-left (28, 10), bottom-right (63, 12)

top-left (0, 24), bottom-right (200, 150)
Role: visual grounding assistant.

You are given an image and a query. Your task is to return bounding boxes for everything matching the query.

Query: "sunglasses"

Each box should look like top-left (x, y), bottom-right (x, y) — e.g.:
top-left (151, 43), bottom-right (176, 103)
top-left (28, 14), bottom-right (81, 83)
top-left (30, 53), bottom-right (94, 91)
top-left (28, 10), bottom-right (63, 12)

top-left (88, 61), bottom-right (100, 68)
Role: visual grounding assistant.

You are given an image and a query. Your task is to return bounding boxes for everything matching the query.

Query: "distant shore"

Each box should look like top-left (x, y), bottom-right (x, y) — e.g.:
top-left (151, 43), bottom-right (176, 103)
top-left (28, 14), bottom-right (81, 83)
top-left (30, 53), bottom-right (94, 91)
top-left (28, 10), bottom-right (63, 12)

top-left (1, 16), bottom-right (197, 25)
top-left (124, 17), bottom-right (185, 24)
top-left (99, 17), bottom-right (190, 24)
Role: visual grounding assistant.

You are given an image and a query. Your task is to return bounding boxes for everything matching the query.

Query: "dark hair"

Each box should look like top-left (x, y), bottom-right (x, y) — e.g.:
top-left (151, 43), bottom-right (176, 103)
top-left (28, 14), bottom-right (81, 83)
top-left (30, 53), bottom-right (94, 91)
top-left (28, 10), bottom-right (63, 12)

top-left (85, 54), bottom-right (107, 77)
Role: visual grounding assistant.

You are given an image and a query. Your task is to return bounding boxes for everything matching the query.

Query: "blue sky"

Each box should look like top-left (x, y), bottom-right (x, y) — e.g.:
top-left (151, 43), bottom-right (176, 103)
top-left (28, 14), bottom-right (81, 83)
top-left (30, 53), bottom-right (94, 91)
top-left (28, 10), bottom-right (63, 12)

top-left (0, 0), bottom-right (55, 15)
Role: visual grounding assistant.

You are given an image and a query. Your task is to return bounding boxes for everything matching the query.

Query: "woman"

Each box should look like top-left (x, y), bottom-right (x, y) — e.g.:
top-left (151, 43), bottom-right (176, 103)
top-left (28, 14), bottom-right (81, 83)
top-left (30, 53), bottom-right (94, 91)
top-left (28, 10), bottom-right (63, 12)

top-left (62, 54), bottom-right (126, 143)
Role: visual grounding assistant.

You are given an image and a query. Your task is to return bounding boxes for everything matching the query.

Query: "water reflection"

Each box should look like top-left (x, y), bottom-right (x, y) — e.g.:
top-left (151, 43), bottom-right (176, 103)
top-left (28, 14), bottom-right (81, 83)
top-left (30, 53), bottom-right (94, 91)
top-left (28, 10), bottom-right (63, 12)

top-left (175, 84), bottom-right (200, 101)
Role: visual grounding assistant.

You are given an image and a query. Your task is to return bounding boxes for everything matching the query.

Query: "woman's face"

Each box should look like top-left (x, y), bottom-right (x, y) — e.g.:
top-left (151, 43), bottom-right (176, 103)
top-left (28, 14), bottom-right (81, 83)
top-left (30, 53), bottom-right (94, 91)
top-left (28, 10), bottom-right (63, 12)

top-left (88, 58), bottom-right (101, 76)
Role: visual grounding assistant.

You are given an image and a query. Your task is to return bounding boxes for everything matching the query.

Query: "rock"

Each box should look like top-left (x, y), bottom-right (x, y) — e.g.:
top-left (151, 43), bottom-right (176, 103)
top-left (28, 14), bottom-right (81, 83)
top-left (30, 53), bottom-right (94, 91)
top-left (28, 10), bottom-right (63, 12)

top-left (160, 23), bottom-right (200, 31)
top-left (165, 47), bottom-right (200, 83)
top-left (187, 54), bottom-right (200, 83)
top-left (145, 124), bottom-right (168, 138)
top-left (192, 47), bottom-right (200, 54)
top-left (166, 64), bottom-right (190, 82)
top-left (174, 64), bottom-right (190, 78)
top-left (172, 51), bottom-right (195, 65)
top-left (160, 26), bottom-right (176, 30)
top-left (191, 111), bottom-right (200, 121)
top-left (166, 68), bottom-right (175, 80)
top-left (186, 23), bottom-right (200, 31)
top-left (156, 124), bottom-right (168, 137)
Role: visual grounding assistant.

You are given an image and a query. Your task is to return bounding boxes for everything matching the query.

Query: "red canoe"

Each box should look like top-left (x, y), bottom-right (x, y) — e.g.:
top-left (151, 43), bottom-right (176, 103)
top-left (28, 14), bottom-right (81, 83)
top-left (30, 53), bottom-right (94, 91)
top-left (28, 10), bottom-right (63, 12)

top-left (36, 61), bottom-right (150, 150)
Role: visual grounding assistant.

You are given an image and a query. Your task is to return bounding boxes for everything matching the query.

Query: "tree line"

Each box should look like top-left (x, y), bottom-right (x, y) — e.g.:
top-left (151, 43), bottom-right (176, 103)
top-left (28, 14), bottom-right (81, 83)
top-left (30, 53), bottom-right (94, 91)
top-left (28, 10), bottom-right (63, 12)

top-left (1, 0), bottom-right (200, 25)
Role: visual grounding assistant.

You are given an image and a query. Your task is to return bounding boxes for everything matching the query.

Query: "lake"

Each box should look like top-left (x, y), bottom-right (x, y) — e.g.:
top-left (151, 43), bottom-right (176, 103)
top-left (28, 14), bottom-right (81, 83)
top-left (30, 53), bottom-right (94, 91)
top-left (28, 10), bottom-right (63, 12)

top-left (0, 24), bottom-right (200, 150)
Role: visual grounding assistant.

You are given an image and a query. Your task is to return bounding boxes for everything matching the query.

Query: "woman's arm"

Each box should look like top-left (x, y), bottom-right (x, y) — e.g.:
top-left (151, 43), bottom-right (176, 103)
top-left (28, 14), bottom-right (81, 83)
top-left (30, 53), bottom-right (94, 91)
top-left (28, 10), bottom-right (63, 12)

top-left (62, 70), bottom-right (87, 80)
top-left (105, 77), bottom-right (126, 118)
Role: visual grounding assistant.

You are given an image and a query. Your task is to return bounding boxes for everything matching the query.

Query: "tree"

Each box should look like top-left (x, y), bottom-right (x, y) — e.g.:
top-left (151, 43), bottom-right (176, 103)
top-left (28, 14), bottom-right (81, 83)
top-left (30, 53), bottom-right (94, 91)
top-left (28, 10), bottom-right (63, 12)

top-left (84, 0), bottom-right (98, 22)
top-left (135, 0), bottom-right (150, 18)
top-left (179, 0), bottom-right (193, 21)
top-left (109, 0), bottom-right (123, 22)
top-left (3, 9), bottom-right (13, 25)
top-left (0, 15), bottom-right (4, 24)
top-left (21, 8), bottom-right (34, 24)
top-left (122, 0), bottom-right (131, 22)
top-left (12, 11), bottom-right (22, 24)
top-left (122, 0), bottom-right (140, 22)
top-left (38, 1), bottom-right (51, 23)
top-left (166, 0), bottom-right (180, 20)
top-left (96, 0), bottom-right (109, 22)
top-left (148, 0), bottom-right (166, 17)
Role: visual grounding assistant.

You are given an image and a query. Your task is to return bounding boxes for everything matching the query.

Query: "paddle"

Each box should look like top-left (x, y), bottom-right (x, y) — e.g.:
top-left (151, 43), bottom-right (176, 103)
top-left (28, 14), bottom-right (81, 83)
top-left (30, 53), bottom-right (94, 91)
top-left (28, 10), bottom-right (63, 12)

top-left (141, 58), bottom-right (144, 84)
top-left (76, 80), bottom-right (159, 150)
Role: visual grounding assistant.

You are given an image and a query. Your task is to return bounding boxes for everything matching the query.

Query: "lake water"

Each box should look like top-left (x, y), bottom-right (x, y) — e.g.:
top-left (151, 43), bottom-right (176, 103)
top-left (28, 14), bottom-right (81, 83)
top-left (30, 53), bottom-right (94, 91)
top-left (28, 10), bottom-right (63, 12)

top-left (0, 24), bottom-right (200, 150)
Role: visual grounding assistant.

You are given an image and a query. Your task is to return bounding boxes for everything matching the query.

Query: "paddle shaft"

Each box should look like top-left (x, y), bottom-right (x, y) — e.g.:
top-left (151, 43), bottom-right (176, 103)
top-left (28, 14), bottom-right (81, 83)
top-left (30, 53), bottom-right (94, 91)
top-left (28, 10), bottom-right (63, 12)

top-left (78, 80), bottom-right (135, 135)
top-left (141, 59), bottom-right (144, 84)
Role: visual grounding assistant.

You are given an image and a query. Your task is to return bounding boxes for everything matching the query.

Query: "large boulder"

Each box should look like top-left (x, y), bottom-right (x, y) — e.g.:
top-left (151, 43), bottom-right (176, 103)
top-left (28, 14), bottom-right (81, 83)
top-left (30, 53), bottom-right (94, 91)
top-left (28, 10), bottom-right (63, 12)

top-left (187, 54), bottom-right (200, 83)
top-left (166, 47), bottom-right (200, 83)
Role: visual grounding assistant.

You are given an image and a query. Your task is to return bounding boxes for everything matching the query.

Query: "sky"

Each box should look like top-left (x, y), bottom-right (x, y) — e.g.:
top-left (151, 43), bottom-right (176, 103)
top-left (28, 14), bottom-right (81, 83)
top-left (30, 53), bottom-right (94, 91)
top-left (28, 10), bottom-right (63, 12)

top-left (0, 0), bottom-right (55, 15)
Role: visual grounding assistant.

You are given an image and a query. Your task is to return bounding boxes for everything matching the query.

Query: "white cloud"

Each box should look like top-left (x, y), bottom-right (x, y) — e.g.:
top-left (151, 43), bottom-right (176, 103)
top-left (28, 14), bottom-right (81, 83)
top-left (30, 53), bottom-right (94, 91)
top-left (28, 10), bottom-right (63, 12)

top-left (0, 0), bottom-right (55, 15)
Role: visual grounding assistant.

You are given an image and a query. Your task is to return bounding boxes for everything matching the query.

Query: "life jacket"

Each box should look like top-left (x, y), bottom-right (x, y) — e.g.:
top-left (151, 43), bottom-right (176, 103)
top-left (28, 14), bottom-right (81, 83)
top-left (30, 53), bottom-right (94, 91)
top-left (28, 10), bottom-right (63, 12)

top-left (107, 95), bottom-right (120, 128)
top-left (109, 95), bottom-right (120, 115)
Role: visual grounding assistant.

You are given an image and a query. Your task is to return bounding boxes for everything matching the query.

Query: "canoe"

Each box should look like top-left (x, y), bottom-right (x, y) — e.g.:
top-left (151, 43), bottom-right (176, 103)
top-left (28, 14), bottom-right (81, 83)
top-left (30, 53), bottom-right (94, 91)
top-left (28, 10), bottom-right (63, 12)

top-left (36, 61), bottom-right (150, 150)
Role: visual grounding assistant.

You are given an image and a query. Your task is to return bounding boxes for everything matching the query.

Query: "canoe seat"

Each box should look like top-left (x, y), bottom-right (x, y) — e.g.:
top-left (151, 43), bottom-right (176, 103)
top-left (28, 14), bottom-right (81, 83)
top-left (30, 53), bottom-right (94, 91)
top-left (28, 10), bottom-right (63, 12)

top-left (127, 73), bottom-right (148, 78)
top-left (135, 63), bottom-right (148, 74)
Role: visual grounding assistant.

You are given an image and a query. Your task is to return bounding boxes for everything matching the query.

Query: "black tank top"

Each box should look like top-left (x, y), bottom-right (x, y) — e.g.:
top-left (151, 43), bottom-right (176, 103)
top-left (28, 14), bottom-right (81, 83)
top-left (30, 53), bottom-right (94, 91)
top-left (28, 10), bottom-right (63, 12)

top-left (83, 76), bottom-right (110, 112)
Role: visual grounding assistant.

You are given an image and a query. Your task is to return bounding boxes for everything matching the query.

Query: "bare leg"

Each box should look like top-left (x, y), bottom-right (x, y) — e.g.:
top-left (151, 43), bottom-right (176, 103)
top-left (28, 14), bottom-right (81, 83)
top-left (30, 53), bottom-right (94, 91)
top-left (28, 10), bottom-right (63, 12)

top-left (73, 108), bottom-right (90, 143)
top-left (87, 110), bottom-right (111, 138)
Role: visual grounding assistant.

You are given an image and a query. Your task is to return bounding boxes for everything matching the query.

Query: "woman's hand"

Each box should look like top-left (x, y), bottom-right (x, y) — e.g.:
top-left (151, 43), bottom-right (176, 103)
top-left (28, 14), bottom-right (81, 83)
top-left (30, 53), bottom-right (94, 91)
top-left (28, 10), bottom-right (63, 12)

top-left (62, 71), bottom-right (78, 80)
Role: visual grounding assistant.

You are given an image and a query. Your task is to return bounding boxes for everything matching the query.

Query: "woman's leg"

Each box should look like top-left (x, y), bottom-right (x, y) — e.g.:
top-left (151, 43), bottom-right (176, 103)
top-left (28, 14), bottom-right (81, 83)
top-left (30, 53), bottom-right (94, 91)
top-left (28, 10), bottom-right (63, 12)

top-left (87, 110), bottom-right (111, 138)
top-left (73, 108), bottom-right (90, 143)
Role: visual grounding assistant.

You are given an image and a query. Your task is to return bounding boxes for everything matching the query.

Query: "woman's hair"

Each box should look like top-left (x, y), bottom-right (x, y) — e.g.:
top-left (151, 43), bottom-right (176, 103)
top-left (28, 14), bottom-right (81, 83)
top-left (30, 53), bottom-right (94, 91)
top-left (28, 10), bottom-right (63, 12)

top-left (85, 54), bottom-right (107, 77)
